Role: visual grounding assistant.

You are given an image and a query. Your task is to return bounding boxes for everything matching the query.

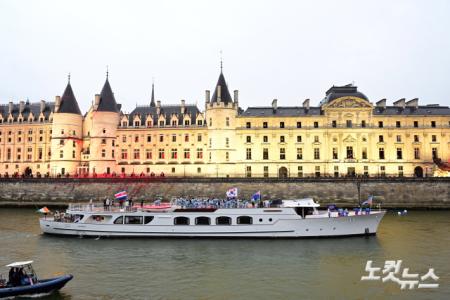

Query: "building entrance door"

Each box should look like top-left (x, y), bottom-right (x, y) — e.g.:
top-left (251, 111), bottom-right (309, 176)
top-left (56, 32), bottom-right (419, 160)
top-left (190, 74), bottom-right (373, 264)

top-left (347, 167), bottom-right (356, 177)
top-left (278, 167), bottom-right (288, 178)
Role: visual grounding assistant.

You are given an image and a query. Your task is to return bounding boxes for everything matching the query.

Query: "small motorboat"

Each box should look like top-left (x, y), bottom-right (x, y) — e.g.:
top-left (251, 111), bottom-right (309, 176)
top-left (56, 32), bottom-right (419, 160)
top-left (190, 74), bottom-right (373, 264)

top-left (0, 261), bottom-right (73, 298)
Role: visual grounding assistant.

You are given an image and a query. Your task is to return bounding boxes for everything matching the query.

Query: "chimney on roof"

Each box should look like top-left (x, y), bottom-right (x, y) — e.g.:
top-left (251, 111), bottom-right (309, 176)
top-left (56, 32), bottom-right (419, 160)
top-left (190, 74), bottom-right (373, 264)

top-left (303, 99), bottom-right (310, 110)
top-left (205, 90), bottom-right (210, 103)
top-left (156, 100), bottom-right (161, 115)
top-left (94, 94), bottom-right (100, 110)
top-left (406, 98), bottom-right (418, 108)
top-left (8, 101), bottom-right (13, 114)
top-left (55, 96), bottom-right (61, 113)
top-left (181, 99), bottom-right (186, 114)
top-left (376, 99), bottom-right (386, 107)
top-left (393, 98), bottom-right (405, 108)
top-left (233, 90), bottom-right (239, 104)
top-left (216, 85), bottom-right (221, 102)
top-left (40, 100), bottom-right (46, 113)
top-left (272, 99), bottom-right (278, 113)
top-left (19, 101), bottom-right (25, 114)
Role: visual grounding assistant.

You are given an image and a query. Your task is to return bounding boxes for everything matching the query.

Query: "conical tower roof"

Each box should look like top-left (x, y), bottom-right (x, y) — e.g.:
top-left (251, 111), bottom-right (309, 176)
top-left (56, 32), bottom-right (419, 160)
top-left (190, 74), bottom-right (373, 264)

top-left (211, 71), bottom-right (233, 104)
top-left (150, 83), bottom-right (156, 107)
top-left (98, 77), bottom-right (119, 112)
top-left (58, 80), bottom-right (82, 115)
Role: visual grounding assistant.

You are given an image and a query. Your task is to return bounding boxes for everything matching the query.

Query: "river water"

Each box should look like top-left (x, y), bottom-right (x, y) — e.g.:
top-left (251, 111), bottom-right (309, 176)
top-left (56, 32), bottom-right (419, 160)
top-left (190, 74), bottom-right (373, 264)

top-left (0, 209), bottom-right (449, 300)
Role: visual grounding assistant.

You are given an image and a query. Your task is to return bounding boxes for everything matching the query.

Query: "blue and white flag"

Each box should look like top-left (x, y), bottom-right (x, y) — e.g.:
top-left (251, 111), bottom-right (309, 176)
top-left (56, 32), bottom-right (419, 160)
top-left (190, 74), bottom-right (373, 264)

top-left (115, 191), bottom-right (128, 200)
top-left (362, 195), bottom-right (373, 206)
top-left (252, 191), bottom-right (261, 201)
top-left (226, 187), bottom-right (238, 198)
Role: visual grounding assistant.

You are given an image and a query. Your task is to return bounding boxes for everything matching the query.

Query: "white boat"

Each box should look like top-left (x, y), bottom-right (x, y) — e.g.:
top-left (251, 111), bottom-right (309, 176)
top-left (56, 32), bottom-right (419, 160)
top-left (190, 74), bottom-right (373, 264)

top-left (39, 199), bottom-right (385, 238)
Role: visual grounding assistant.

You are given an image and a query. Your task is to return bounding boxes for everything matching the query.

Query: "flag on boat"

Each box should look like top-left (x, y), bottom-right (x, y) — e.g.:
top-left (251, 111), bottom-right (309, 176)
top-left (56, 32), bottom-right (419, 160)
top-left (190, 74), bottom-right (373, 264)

top-left (115, 191), bottom-right (128, 200)
top-left (252, 191), bottom-right (261, 201)
top-left (37, 207), bottom-right (51, 214)
top-left (362, 195), bottom-right (373, 206)
top-left (226, 187), bottom-right (238, 198)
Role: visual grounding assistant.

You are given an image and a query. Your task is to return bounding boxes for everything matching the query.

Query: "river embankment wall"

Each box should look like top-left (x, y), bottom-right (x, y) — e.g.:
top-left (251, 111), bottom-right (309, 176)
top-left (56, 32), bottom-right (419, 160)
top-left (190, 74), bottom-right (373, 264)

top-left (0, 178), bottom-right (449, 209)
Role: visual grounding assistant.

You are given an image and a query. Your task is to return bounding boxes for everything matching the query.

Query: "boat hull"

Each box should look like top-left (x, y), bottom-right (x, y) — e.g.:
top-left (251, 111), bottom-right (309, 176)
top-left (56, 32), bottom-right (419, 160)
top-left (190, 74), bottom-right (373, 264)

top-left (0, 275), bottom-right (73, 298)
top-left (40, 211), bottom-right (385, 238)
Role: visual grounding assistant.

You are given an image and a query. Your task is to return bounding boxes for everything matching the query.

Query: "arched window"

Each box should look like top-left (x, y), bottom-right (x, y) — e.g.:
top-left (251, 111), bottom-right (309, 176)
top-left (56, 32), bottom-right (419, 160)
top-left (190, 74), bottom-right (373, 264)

top-left (195, 216), bottom-right (210, 225)
top-left (237, 216), bottom-right (252, 225)
top-left (174, 216), bottom-right (189, 225)
top-left (216, 216), bottom-right (232, 225)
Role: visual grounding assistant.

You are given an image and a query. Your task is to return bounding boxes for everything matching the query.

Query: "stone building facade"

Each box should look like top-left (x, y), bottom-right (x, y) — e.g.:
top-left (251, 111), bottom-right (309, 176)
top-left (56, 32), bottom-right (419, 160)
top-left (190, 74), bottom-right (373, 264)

top-left (1, 70), bottom-right (450, 177)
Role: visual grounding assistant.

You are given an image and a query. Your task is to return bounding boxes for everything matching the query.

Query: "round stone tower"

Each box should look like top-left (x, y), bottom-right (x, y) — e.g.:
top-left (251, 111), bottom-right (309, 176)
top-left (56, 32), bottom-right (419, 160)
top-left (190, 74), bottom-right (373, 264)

top-left (84, 75), bottom-right (120, 176)
top-left (50, 77), bottom-right (83, 176)
top-left (205, 70), bottom-right (239, 177)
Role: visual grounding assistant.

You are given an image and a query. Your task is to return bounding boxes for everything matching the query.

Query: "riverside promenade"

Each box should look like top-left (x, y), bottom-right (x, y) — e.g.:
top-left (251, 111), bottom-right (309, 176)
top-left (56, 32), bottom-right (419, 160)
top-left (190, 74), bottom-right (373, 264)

top-left (0, 177), bottom-right (449, 209)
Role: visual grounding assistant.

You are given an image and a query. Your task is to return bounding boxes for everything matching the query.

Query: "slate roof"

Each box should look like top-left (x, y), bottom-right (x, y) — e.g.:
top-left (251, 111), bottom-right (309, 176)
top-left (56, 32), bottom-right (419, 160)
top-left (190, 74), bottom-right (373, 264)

top-left (320, 84), bottom-right (369, 106)
top-left (98, 78), bottom-right (120, 112)
top-left (58, 82), bottom-right (81, 115)
top-left (127, 104), bottom-right (202, 126)
top-left (211, 72), bottom-right (233, 104)
top-left (373, 105), bottom-right (450, 115)
top-left (0, 101), bottom-right (54, 121)
top-left (241, 106), bottom-right (322, 117)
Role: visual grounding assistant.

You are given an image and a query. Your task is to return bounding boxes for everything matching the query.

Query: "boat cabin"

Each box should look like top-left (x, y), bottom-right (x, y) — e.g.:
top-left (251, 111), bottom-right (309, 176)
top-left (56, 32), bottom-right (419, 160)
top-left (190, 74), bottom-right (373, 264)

top-left (282, 198), bottom-right (320, 218)
top-left (2, 261), bottom-right (37, 288)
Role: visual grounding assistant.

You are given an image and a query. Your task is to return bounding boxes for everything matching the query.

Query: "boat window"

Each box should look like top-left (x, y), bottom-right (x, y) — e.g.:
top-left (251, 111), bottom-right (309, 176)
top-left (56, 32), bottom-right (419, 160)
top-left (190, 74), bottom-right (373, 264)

top-left (216, 216), bottom-right (232, 225)
top-left (125, 216), bottom-right (143, 225)
top-left (144, 216), bottom-right (154, 224)
top-left (114, 216), bottom-right (124, 224)
top-left (174, 216), bottom-right (190, 225)
top-left (195, 216), bottom-right (210, 225)
top-left (237, 216), bottom-right (252, 225)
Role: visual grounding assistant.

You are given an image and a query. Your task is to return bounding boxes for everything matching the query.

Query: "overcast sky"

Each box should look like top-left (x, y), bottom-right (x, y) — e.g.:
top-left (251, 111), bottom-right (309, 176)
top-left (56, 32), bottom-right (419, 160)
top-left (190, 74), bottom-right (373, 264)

top-left (1, 0), bottom-right (449, 112)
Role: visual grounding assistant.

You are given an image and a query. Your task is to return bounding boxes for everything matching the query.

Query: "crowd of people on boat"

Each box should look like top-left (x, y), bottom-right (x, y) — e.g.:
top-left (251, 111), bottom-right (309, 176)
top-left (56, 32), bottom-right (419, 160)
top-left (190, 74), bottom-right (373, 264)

top-left (171, 197), bottom-right (272, 209)
top-left (6, 268), bottom-right (35, 287)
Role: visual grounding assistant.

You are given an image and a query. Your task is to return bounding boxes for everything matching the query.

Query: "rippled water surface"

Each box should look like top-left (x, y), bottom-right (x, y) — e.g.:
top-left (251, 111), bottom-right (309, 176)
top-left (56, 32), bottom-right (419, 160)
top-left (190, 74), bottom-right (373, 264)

top-left (0, 209), bottom-right (449, 300)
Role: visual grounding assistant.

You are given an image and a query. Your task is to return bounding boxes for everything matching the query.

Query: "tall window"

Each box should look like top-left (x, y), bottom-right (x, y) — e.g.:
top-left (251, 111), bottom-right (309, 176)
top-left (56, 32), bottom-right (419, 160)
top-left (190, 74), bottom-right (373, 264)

top-left (280, 122), bottom-right (285, 128)
top-left (346, 120), bottom-right (352, 128)
top-left (378, 121), bottom-right (383, 128)
top-left (413, 121), bottom-right (419, 128)
top-left (246, 136), bottom-right (251, 143)
top-left (246, 122), bottom-right (251, 128)
top-left (414, 148), bottom-right (420, 159)
top-left (263, 122), bottom-right (268, 128)
top-left (398, 166), bottom-right (404, 177)
top-left (158, 149), bottom-right (165, 159)
top-left (297, 122), bottom-right (302, 128)
top-left (246, 148), bottom-right (252, 160)
top-left (362, 147), bottom-right (367, 160)
top-left (121, 149), bottom-right (128, 160)
top-left (332, 148), bottom-right (338, 159)
top-left (396, 148), bottom-right (403, 159)
top-left (396, 135), bottom-right (402, 143)
top-left (263, 148), bottom-right (269, 160)
top-left (184, 149), bottom-right (190, 159)
top-left (361, 120), bottom-right (366, 128)
top-left (431, 135), bottom-right (437, 142)
top-left (396, 121), bottom-right (401, 128)
top-left (226, 117), bottom-right (230, 127)
top-left (263, 136), bottom-right (268, 143)
top-left (280, 148), bottom-right (286, 160)
top-left (146, 149), bottom-right (152, 160)
top-left (314, 136), bottom-right (319, 143)
top-left (432, 147), bottom-right (438, 159)
top-left (314, 148), bottom-right (320, 160)
top-left (431, 121), bottom-right (436, 128)
top-left (332, 120), bottom-right (337, 128)
top-left (172, 135), bottom-right (176, 142)
top-left (264, 166), bottom-right (269, 178)
top-left (171, 149), bottom-right (177, 159)
top-left (226, 137), bottom-right (229, 148)
top-left (297, 136), bottom-right (302, 143)
top-left (414, 135), bottom-right (419, 142)
top-left (346, 146), bottom-right (353, 159)
top-left (313, 121), bottom-right (319, 128)
top-left (184, 134), bottom-right (189, 142)
top-left (379, 148), bottom-right (385, 160)
top-left (379, 135), bottom-right (384, 143)
top-left (197, 134), bottom-right (202, 142)
top-left (196, 148), bottom-right (203, 159)
top-left (102, 149), bottom-right (106, 158)
top-left (246, 166), bottom-right (252, 178)
top-left (133, 149), bottom-right (140, 160)
top-left (280, 136), bottom-right (285, 143)
top-left (297, 148), bottom-right (303, 160)
top-left (297, 166), bottom-right (303, 178)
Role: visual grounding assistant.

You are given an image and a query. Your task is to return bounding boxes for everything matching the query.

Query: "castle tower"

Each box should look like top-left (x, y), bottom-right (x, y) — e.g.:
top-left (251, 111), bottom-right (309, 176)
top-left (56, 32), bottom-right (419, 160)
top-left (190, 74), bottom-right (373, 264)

top-left (205, 68), bottom-right (239, 177)
top-left (84, 74), bottom-right (120, 176)
top-left (50, 76), bottom-right (83, 176)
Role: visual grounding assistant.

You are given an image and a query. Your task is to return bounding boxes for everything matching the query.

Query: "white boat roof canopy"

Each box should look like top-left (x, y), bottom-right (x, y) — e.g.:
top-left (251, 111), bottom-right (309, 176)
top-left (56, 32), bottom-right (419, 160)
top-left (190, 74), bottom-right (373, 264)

top-left (6, 261), bottom-right (34, 268)
top-left (281, 198), bottom-right (320, 208)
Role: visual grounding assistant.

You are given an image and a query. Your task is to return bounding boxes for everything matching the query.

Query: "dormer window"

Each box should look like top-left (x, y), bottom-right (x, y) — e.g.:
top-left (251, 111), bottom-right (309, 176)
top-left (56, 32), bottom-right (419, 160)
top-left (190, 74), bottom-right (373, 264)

top-left (172, 120), bottom-right (177, 126)
top-left (197, 120), bottom-right (203, 126)
top-left (159, 121), bottom-right (164, 127)
top-left (184, 120), bottom-right (190, 126)
top-left (146, 121), bottom-right (152, 127)
top-left (134, 121), bottom-right (140, 127)
top-left (121, 121), bottom-right (127, 127)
